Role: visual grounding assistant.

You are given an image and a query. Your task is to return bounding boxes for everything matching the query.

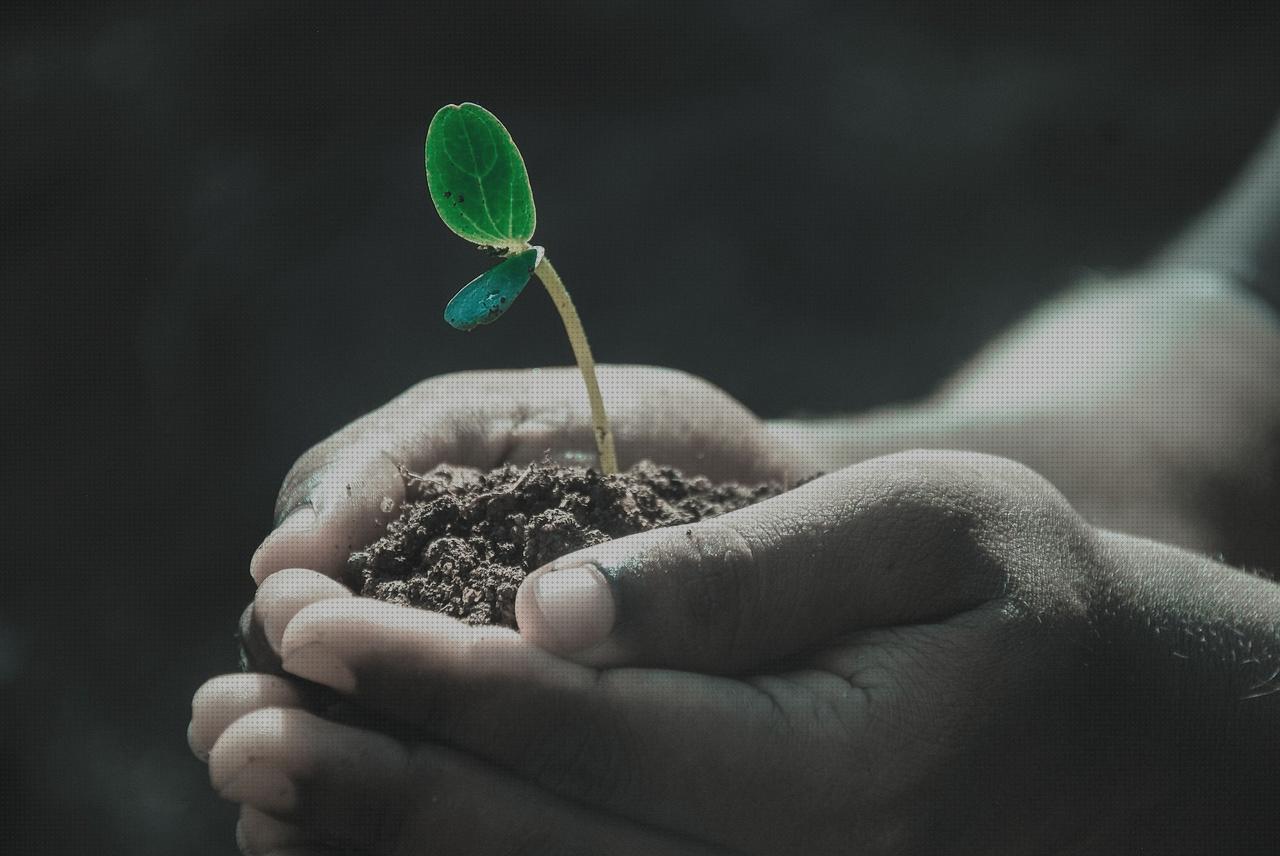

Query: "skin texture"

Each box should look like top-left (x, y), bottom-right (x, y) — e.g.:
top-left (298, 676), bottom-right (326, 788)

top-left (195, 349), bottom-right (1280, 854)
top-left (194, 124), bottom-right (1280, 854)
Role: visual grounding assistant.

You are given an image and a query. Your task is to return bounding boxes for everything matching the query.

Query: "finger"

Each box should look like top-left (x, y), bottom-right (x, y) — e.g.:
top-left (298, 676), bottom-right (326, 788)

top-left (190, 673), bottom-right (311, 762)
top-left (211, 706), bottom-right (729, 856)
top-left (516, 450), bottom-right (1057, 671)
top-left (236, 571), bottom-right (354, 675)
top-left (209, 707), bottom-right (408, 853)
top-left (256, 569), bottom-right (354, 656)
top-left (274, 597), bottom-right (811, 850)
top-left (238, 601), bottom-right (282, 674)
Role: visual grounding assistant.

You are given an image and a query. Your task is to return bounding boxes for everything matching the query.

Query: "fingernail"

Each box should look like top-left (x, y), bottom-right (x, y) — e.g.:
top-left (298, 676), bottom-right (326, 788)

top-left (218, 764), bottom-right (297, 813)
top-left (280, 642), bottom-right (357, 694)
top-left (187, 720), bottom-right (208, 762)
top-left (251, 506), bottom-right (319, 585)
top-left (524, 565), bottom-right (616, 654)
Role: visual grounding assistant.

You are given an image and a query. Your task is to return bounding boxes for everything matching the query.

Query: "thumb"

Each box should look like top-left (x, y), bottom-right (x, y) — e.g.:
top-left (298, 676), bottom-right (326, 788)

top-left (514, 452), bottom-right (1008, 673)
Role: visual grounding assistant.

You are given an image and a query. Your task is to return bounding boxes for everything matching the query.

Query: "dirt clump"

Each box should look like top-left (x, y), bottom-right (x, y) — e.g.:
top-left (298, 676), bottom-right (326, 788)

top-left (348, 460), bottom-right (785, 628)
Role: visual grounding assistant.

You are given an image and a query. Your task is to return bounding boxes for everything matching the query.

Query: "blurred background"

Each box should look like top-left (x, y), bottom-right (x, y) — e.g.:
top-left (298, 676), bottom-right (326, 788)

top-left (4, 1), bottom-right (1279, 852)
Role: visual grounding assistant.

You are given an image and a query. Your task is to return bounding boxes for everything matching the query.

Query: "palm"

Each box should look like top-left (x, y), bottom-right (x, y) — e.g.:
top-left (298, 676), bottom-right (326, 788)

top-left (557, 610), bottom-right (1075, 855)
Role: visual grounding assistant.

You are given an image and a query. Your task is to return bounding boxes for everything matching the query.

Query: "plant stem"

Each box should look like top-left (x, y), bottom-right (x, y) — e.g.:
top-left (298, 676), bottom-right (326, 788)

top-left (533, 255), bottom-right (619, 475)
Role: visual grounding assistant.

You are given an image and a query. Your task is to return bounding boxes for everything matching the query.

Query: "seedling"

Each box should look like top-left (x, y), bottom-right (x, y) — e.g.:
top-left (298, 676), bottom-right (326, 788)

top-left (425, 102), bottom-right (618, 474)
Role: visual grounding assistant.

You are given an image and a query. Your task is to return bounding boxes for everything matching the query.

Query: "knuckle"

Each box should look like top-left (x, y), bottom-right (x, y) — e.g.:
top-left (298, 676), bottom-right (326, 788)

top-left (191, 674), bottom-right (233, 710)
top-left (868, 449), bottom-right (1074, 532)
top-left (860, 453), bottom-right (1029, 598)
top-left (868, 450), bottom-right (1090, 604)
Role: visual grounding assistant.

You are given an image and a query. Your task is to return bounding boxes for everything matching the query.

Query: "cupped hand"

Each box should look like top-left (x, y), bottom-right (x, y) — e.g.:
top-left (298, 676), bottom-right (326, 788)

top-left (249, 365), bottom-right (811, 586)
top-left (195, 450), bottom-right (1196, 856)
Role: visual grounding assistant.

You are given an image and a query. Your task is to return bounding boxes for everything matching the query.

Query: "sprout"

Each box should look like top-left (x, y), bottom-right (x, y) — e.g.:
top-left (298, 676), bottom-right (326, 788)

top-left (425, 103), bottom-right (618, 474)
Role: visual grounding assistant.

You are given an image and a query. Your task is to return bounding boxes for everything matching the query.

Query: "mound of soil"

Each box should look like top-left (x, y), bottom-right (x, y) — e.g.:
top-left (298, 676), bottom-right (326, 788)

top-left (347, 461), bottom-right (786, 628)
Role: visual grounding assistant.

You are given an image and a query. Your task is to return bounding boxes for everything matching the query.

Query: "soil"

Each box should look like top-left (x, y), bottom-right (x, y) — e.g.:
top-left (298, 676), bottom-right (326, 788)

top-left (347, 460), bottom-right (787, 628)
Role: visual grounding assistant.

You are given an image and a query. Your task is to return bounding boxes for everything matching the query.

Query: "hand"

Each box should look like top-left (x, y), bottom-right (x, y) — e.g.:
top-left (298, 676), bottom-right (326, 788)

top-left (788, 271), bottom-right (1280, 566)
top-left (248, 365), bottom-right (811, 585)
top-left (191, 450), bottom-right (1280, 854)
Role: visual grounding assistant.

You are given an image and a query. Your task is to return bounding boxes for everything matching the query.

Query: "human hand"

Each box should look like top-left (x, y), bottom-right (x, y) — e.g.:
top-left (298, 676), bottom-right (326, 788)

top-left (248, 365), bottom-right (811, 586)
top-left (791, 270), bottom-right (1280, 566)
top-left (193, 450), bottom-right (1280, 854)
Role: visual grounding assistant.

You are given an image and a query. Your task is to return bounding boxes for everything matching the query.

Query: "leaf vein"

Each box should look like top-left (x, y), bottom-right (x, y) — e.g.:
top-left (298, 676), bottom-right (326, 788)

top-left (459, 115), bottom-right (504, 237)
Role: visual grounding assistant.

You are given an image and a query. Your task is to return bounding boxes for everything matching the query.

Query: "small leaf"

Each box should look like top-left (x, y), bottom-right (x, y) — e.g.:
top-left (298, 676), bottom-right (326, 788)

top-left (426, 103), bottom-right (536, 249)
top-left (443, 247), bottom-right (543, 331)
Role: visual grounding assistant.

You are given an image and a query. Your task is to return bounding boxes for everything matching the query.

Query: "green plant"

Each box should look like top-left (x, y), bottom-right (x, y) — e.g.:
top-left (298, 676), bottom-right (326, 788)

top-left (425, 102), bottom-right (618, 474)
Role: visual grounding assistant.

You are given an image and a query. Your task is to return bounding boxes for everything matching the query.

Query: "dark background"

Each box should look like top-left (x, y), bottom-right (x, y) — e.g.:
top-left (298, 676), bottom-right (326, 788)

top-left (4, 1), bottom-right (1279, 853)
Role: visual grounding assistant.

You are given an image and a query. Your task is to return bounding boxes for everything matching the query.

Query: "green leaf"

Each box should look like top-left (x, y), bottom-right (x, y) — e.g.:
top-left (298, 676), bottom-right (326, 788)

top-left (426, 103), bottom-right (536, 249)
top-left (443, 246), bottom-right (543, 331)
